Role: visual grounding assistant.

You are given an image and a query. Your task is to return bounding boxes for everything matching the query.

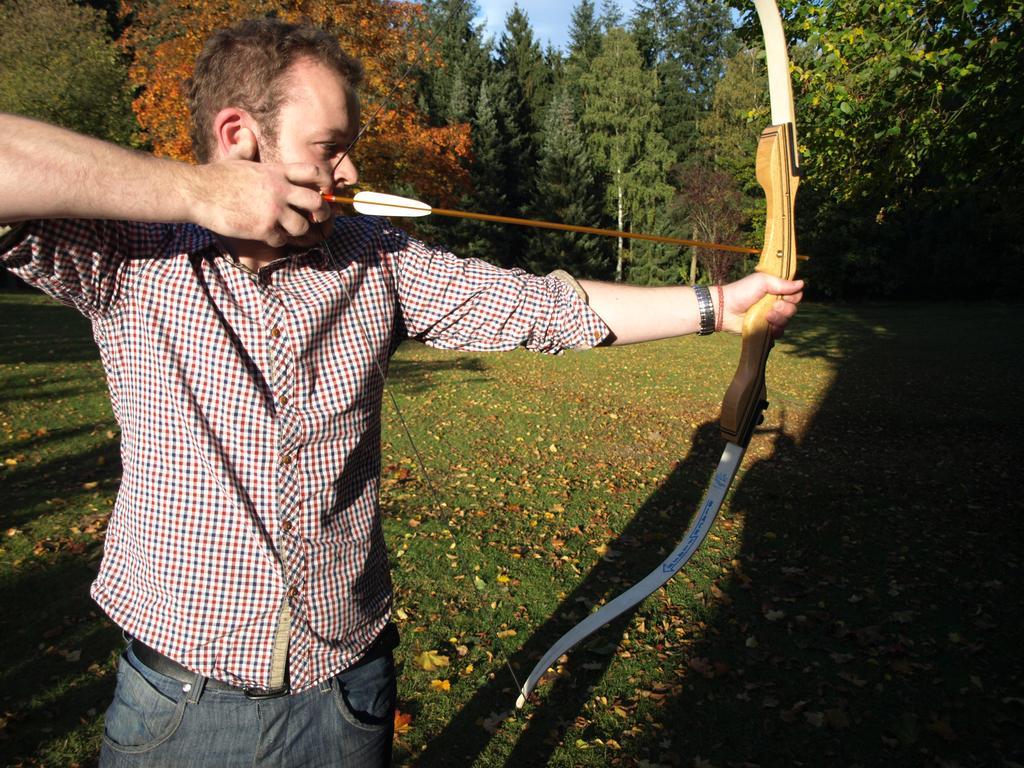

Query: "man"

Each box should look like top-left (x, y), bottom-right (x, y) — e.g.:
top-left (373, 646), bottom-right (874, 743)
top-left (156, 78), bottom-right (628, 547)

top-left (0, 18), bottom-right (802, 768)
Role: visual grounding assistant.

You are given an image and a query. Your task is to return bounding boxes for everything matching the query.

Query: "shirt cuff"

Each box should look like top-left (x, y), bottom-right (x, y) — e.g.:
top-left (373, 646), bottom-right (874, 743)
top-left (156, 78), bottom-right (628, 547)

top-left (547, 269), bottom-right (589, 305)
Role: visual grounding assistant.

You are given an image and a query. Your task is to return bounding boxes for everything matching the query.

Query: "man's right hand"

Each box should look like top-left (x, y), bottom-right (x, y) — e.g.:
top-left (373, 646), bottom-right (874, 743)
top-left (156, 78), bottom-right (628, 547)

top-left (187, 158), bottom-right (335, 248)
top-left (0, 113), bottom-right (334, 249)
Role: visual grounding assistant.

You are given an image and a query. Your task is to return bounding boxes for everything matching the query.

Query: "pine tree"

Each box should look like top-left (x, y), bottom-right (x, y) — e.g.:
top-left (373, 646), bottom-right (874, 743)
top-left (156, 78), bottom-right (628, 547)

top-left (631, 0), bottom-right (735, 161)
top-left (566, 0), bottom-right (603, 77)
top-left (580, 28), bottom-right (675, 282)
top-left (461, 79), bottom-right (516, 265)
top-left (489, 6), bottom-right (552, 267)
top-left (418, 0), bottom-right (492, 126)
top-left (526, 88), bottom-right (612, 278)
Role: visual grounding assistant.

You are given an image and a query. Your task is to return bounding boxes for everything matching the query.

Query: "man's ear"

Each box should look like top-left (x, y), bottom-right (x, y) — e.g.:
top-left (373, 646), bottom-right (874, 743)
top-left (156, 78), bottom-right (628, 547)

top-left (212, 107), bottom-right (260, 162)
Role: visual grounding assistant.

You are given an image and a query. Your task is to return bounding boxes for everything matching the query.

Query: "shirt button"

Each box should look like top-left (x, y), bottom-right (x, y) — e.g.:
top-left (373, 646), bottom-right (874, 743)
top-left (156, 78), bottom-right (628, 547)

top-left (281, 454), bottom-right (292, 466)
top-left (279, 395), bottom-right (289, 407)
top-left (287, 586), bottom-right (299, 599)
top-left (281, 520), bottom-right (292, 532)
top-left (270, 326), bottom-right (281, 338)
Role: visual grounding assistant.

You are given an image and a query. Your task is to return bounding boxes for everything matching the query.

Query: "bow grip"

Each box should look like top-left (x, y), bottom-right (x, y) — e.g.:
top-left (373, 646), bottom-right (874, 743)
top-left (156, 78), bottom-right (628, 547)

top-left (720, 295), bottom-right (774, 446)
top-left (720, 121), bottom-right (799, 447)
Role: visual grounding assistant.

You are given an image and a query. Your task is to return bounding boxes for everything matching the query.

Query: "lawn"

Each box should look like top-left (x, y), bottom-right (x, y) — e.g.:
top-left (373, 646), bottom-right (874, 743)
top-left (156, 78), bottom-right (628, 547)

top-left (1, 291), bottom-right (1021, 767)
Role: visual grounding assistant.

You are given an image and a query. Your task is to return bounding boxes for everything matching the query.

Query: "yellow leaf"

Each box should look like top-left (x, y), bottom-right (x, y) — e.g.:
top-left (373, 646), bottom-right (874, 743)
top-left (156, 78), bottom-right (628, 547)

top-left (430, 679), bottom-right (451, 692)
top-left (496, 629), bottom-right (517, 639)
top-left (415, 650), bottom-right (449, 672)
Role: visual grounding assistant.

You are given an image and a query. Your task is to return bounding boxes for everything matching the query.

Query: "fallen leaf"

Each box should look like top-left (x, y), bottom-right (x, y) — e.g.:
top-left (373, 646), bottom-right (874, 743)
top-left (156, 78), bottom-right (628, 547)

top-left (415, 650), bottom-right (449, 672)
top-left (393, 709), bottom-right (412, 737)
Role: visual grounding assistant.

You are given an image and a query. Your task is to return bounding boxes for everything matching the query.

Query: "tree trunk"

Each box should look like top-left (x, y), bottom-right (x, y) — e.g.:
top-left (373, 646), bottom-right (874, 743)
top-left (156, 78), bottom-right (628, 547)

top-left (615, 169), bottom-right (624, 282)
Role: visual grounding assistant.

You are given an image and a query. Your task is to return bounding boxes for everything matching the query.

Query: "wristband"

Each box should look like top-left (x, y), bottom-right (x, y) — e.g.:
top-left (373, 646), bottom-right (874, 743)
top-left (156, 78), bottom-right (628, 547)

top-left (694, 285), bottom-right (715, 336)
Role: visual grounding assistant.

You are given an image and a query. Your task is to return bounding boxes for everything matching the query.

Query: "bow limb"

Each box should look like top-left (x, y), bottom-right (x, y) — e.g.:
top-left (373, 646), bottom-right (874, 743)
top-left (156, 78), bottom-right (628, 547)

top-left (721, 0), bottom-right (801, 445)
top-left (515, 0), bottom-right (800, 709)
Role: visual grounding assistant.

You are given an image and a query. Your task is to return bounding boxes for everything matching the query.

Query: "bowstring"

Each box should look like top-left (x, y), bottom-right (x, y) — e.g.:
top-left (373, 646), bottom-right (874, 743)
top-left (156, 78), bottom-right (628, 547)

top-left (317, 0), bottom-right (523, 691)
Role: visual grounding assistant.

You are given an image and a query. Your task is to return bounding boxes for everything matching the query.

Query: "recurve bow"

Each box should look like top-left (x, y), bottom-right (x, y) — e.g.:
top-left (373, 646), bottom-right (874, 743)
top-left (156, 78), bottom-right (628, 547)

top-left (514, 0), bottom-right (801, 709)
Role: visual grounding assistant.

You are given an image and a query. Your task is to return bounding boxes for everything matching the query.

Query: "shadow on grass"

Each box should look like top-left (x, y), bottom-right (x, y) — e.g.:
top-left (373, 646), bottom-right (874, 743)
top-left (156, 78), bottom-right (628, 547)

top-left (616, 305), bottom-right (1024, 767)
top-left (415, 304), bottom-right (1024, 767)
top-left (388, 351), bottom-right (492, 396)
top-left (0, 296), bottom-right (98, 365)
top-left (0, 425), bottom-right (121, 531)
top-left (0, 549), bottom-right (121, 768)
top-left (411, 421), bottom-right (723, 767)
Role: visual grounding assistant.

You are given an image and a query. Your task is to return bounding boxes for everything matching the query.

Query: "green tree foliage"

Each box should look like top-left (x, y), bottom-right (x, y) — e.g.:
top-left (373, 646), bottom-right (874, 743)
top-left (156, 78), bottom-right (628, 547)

top-left (776, 0), bottom-right (1024, 298)
top-left (632, 0), bottom-right (735, 160)
top-left (525, 89), bottom-right (613, 278)
top-left (416, 0), bottom-right (492, 126)
top-left (487, 6), bottom-right (553, 266)
top-left (456, 79), bottom-right (517, 265)
top-left (581, 28), bottom-right (676, 282)
top-left (697, 47), bottom-right (768, 252)
top-left (565, 0), bottom-right (604, 81)
top-left (0, 0), bottom-right (136, 144)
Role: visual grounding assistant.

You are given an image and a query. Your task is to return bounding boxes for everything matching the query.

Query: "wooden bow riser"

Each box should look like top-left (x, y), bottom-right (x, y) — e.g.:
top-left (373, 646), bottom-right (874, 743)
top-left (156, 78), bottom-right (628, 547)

top-left (719, 122), bottom-right (799, 447)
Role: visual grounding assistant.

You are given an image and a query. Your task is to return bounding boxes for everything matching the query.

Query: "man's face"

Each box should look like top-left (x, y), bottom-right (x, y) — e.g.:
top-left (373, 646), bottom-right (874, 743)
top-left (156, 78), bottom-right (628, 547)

top-left (259, 56), bottom-right (361, 192)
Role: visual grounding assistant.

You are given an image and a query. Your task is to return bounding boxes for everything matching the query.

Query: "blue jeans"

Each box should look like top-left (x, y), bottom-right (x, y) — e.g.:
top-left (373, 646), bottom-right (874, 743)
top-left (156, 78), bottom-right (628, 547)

top-left (99, 638), bottom-right (396, 767)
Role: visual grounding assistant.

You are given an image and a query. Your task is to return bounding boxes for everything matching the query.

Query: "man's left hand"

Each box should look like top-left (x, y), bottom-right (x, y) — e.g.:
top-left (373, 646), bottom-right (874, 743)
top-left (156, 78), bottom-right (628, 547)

top-left (720, 274), bottom-right (804, 337)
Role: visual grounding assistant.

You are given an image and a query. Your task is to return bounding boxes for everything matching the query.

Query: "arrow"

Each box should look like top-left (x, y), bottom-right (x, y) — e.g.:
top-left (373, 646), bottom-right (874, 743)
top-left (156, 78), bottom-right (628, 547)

top-left (323, 191), bottom-right (809, 260)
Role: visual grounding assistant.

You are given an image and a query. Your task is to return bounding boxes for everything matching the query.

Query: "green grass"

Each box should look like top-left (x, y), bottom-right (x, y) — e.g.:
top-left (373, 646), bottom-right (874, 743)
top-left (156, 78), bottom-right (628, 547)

top-left (1, 292), bottom-right (1021, 767)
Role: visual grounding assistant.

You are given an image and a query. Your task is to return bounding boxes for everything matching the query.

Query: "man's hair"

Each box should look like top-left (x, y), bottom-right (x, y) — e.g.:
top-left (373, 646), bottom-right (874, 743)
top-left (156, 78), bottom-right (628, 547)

top-left (187, 18), bottom-right (363, 163)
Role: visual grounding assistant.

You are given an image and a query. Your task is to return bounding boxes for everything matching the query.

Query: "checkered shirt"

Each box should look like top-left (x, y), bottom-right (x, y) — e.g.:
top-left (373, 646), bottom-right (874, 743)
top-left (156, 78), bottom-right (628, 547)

top-left (1, 216), bottom-right (609, 692)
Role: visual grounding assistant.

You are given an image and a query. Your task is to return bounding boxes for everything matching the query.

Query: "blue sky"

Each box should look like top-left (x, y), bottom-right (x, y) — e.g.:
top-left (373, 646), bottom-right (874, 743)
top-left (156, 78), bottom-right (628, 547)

top-left (474, 1), bottom-right (643, 52)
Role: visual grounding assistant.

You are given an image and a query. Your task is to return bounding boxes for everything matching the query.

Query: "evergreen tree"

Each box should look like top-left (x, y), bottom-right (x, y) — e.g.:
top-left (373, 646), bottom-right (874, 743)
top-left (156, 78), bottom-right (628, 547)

top-left (417, 0), bottom-right (492, 126)
top-left (631, 0), bottom-right (735, 161)
top-left (580, 28), bottom-right (676, 282)
top-left (459, 79), bottom-right (516, 265)
top-left (599, 0), bottom-right (624, 32)
top-left (487, 6), bottom-right (552, 267)
top-left (526, 88), bottom-right (612, 278)
top-left (567, 0), bottom-right (603, 72)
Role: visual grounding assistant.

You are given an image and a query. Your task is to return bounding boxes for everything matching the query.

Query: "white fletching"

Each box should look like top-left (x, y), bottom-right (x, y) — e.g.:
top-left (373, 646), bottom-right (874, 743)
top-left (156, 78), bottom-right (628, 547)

top-left (351, 191), bottom-right (432, 218)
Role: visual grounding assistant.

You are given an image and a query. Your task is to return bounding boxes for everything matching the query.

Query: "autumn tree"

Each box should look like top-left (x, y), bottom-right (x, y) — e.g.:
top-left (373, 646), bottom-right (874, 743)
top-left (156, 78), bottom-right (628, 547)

top-left (121, 0), bottom-right (470, 203)
top-left (671, 158), bottom-right (745, 284)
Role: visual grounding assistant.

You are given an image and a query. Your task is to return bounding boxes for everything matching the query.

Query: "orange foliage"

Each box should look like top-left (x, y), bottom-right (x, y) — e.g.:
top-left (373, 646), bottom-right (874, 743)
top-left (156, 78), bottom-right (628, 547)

top-left (120, 0), bottom-right (470, 204)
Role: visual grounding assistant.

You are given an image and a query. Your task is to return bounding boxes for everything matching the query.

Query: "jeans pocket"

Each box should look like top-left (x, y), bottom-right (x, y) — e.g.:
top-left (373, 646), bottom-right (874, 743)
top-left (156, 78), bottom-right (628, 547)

top-left (331, 653), bottom-right (397, 733)
top-left (102, 652), bottom-right (188, 753)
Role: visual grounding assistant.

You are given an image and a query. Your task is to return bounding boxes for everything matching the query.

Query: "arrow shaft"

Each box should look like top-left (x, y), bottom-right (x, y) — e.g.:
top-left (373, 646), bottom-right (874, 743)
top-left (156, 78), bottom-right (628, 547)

top-left (325, 195), bottom-right (802, 258)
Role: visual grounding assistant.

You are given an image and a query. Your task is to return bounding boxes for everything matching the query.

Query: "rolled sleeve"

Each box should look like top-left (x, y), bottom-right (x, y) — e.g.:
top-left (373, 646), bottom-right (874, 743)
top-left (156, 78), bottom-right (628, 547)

top-left (386, 227), bottom-right (609, 354)
top-left (1, 219), bottom-right (175, 319)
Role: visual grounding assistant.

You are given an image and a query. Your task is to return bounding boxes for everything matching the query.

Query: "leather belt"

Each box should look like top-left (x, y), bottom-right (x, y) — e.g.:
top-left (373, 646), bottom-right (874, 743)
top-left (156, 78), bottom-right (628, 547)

top-left (129, 623), bottom-right (399, 701)
top-left (130, 639), bottom-right (289, 699)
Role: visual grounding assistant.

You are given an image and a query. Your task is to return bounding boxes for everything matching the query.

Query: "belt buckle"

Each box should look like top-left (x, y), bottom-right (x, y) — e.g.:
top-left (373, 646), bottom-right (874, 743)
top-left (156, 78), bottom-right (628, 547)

top-left (243, 685), bottom-right (290, 700)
